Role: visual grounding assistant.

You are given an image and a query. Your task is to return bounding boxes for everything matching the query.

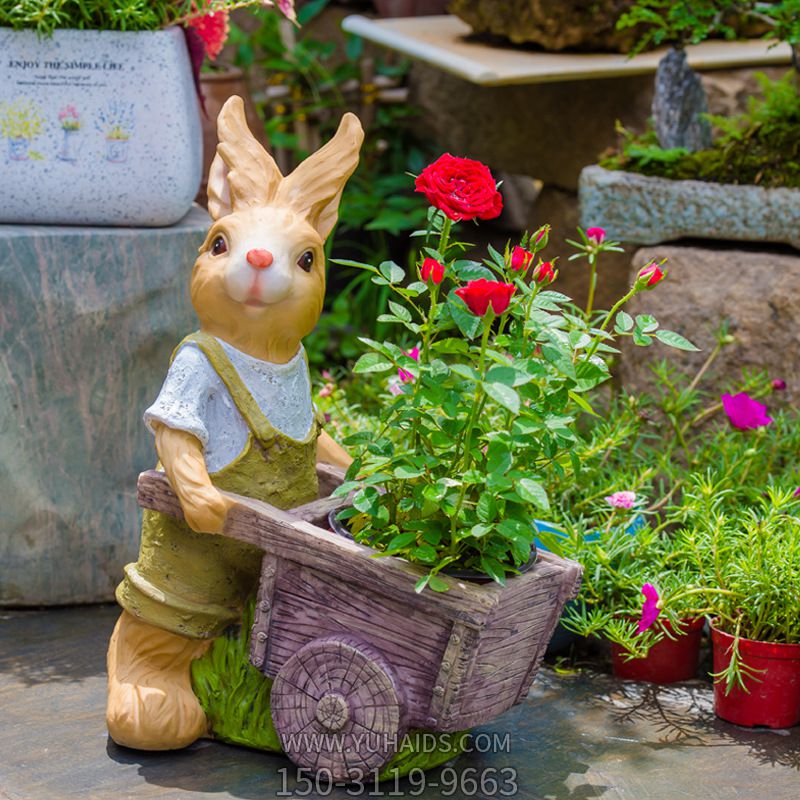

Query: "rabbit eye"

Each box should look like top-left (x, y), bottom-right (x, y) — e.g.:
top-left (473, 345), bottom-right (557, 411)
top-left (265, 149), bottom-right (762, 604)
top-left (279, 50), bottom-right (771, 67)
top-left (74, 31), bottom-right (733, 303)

top-left (210, 235), bottom-right (227, 256)
top-left (297, 250), bottom-right (314, 272)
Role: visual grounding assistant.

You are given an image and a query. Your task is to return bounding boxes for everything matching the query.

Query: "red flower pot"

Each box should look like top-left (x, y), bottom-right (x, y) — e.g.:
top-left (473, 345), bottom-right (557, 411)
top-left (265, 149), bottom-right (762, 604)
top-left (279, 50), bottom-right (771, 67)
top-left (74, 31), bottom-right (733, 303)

top-left (611, 618), bottom-right (704, 684)
top-left (711, 624), bottom-right (800, 729)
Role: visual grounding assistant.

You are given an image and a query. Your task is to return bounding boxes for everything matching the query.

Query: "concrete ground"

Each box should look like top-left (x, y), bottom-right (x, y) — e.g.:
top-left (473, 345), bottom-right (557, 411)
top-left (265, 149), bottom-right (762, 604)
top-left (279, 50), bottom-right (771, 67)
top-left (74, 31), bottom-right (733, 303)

top-left (1, 605), bottom-right (798, 800)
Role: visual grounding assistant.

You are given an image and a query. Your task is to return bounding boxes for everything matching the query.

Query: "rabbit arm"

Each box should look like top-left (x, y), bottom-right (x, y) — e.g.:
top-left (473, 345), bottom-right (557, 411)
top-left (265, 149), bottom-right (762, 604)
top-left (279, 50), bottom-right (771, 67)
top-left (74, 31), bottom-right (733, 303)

top-left (316, 429), bottom-right (352, 470)
top-left (153, 422), bottom-right (233, 534)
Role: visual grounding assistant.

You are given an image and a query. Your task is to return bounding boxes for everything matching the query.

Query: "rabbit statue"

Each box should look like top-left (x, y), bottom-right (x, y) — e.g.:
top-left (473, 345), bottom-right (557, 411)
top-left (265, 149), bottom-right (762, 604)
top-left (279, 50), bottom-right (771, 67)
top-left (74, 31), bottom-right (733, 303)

top-left (106, 96), bottom-right (364, 750)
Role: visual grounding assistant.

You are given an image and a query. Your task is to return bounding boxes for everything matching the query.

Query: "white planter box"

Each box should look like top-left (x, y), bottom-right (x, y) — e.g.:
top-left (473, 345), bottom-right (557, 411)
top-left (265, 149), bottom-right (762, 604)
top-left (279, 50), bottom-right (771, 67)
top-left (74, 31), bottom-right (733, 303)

top-left (0, 27), bottom-right (202, 227)
top-left (579, 165), bottom-right (800, 250)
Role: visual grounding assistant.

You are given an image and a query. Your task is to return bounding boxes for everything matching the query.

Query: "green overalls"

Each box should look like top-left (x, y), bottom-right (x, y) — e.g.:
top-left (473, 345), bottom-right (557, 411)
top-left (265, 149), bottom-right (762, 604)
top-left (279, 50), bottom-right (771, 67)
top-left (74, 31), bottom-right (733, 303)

top-left (117, 332), bottom-right (321, 639)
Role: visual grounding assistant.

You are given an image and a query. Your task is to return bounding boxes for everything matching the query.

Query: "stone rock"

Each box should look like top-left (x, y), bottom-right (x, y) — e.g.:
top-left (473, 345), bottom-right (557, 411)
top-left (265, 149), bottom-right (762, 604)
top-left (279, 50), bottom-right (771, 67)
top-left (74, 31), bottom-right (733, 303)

top-left (652, 48), bottom-right (712, 151)
top-left (448, 0), bottom-right (638, 52)
top-left (620, 245), bottom-right (800, 404)
top-left (409, 62), bottom-right (654, 191)
top-left (0, 208), bottom-right (207, 605)
top-left (579, 165), bottom-right (800, 250)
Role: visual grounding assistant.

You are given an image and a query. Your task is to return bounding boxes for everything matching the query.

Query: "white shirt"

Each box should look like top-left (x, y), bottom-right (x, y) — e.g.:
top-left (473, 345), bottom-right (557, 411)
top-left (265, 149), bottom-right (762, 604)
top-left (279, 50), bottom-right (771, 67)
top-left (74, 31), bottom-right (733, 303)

top-left (144, 338), bottom-right (314, 474)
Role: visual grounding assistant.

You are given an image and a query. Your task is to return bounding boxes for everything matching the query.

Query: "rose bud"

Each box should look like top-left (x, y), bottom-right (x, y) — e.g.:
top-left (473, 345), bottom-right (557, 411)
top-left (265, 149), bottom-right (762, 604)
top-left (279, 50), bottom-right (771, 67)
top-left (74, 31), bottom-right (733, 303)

top-left (533, 260), bottom-right (556, 284)
top-left (420, 257), bottom-right (445, 285)
top-left (636, 262), bottom-right (666, 290)
top-left (772, 379), bottom-right (787, 391)
top-left (511, 246), bottom-right (534, 272)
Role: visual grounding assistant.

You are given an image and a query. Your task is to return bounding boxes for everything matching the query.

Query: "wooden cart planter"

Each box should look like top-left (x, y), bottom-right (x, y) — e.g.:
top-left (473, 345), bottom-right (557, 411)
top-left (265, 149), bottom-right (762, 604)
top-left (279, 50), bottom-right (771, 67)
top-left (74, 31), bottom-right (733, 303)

top-left (138, 467), bottom-right (582, 781)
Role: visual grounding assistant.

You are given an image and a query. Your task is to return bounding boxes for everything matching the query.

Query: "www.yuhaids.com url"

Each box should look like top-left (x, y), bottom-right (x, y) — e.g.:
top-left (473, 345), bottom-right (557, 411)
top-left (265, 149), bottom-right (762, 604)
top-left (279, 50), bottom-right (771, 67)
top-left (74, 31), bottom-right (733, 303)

top-left (283, 731), bottom-right (511, 755)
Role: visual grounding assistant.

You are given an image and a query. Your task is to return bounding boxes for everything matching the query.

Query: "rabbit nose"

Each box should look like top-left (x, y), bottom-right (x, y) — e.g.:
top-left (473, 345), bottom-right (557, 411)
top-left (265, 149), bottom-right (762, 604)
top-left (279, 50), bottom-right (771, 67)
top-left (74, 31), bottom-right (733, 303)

top-left (246, 249), bottom-right (273, 269)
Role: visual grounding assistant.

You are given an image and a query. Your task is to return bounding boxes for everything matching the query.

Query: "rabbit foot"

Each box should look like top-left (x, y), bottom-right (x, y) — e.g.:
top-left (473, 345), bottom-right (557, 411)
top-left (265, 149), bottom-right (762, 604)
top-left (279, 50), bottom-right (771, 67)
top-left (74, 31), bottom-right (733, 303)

top-left (107, 611), bottom-right (210, 750)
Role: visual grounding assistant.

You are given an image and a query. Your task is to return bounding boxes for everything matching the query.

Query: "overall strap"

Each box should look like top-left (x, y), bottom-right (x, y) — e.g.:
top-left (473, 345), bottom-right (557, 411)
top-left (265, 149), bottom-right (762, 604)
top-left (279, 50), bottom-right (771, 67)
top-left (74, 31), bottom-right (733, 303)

top-left (173, 331), bottom-right (276, 444)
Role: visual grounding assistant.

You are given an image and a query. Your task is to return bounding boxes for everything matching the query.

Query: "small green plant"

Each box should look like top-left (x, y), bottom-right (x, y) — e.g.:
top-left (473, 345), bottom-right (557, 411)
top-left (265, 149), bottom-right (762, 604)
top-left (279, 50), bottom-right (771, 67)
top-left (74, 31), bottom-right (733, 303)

top-left (602, 71), bottom-right (800, 188)
top-left (669, 479), bottom-right (800, 692)
top-left (0, 0), bottom-right (284, 35)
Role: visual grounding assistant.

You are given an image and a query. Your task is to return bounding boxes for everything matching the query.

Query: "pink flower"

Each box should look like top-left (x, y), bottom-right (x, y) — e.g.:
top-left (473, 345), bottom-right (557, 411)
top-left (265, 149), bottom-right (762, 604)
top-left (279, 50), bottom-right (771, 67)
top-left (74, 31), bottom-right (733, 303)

top-left (722, 392), bottom-right (773, 430)
top-left (773, 379), bottom-right (787, 391)
top-left (794, 487), bottom-right (800, 498)
top-left (398, 346), bottom-right (420, 383)
top-left (511, 246), bottom-right (533, 272)
top-left (420, 257), bottom-right (445, 285)
top-left (605, 491), bottom-right (637, 509)
top-left (321, 370), bottom-right (333, 381)
top-left (586, 227), bottom-right (606, 244)
top-left (318, 382), bottom-right (335, 398)
top-left (388, 383), bottom-right (404, 396)
top-left (636, 262), bottom-right (666, 289)
top-left (637, 583), bottom-right (661, 634)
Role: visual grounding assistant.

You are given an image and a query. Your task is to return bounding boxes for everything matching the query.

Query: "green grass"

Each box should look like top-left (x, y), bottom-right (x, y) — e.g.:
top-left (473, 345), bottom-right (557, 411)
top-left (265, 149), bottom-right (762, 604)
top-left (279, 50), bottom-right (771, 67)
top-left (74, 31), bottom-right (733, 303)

top-left (190, 597), bottom-right (469, 779)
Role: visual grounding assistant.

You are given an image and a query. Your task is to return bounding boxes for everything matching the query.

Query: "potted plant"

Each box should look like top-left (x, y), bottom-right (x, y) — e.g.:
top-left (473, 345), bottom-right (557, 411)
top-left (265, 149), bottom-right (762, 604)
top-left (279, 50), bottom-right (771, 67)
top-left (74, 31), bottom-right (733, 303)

top-left (580, 1), bottom-right (800, 250)
top-left (0, 0), bottom-right (295, 226)
top-left (666, 479), bottom-right (800, 728)
top-left (332, 161), bottom-right (692, 593)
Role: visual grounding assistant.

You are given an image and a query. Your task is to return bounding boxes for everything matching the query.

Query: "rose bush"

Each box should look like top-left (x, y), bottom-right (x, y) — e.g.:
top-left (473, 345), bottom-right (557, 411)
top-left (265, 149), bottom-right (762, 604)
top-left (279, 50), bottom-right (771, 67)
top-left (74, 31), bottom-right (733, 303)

top-left (334, 156), bottom-right (697, 591)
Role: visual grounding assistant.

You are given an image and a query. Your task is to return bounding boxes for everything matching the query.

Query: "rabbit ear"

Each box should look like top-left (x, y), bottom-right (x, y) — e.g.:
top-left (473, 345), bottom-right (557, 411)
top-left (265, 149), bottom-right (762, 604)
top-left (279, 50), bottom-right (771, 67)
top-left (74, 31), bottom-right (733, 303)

top-left (275, 112), bottom-right (364, 239)
top-left (207, 95), bottom-right (283, 220)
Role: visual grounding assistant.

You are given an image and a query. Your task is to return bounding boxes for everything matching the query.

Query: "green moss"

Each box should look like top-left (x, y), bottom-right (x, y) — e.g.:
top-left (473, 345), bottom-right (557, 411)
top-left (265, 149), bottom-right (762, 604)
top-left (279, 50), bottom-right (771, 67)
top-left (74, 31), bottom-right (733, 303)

top-left (191, 598), bottom-right (469, 779)
top-left (601, 71), bottom-right (800, 188)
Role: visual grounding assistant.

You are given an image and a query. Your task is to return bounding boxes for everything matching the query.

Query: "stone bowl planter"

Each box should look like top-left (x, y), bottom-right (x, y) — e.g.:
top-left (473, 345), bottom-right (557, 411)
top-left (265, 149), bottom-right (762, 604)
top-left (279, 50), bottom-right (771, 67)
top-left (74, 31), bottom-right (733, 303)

top-left (0, 27), bottom-right (202, 226)
top-left (579, 165), bottom-right (800, 250)
top-left (137, 468), bottom-right (583, 781)
top-left (448, 0), bottom-right (638, 52)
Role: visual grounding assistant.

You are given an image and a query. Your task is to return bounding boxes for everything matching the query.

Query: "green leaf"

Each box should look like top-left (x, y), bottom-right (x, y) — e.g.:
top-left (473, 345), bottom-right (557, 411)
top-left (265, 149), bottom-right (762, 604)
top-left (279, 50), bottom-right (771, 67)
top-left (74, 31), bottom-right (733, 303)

top-left (516, 478), bottom-right (550, 512)
top-left (451, 363), bottom-right (480, 381)
top-left (353, 352), bottom-right (393, 373)
top-left (386, 532), bottom-right (417, 551)
top-left (479, 556), bottom-right (507, 586)
top-left (448, 295), bottom-right (482, 340)
top-left (632, 330), bottom-right (653, 346)
top-left (635, 314), bottom-right (659, 333)
top-left (615, 311), bottom-right (634, 333)
top-left (470, 523), bottom-right (493, 539)
top-left (568, 389), bottom-right (600, 417)
top-left (413, 545), bottom-right (438, 563)
top-left (428, 575), bottom-right (451, 593)
top-left (655, 329), bottom-right (700, 351)
top-left (485, 365), bottom-right (518, 387)
top-left (379, 260), bottom-right (405, 284)
top-left (394, 465), bottom-right (424, 479)
top-left (477, 492), bottom-right (497, 523)
top-left (482, 382), bottom-right (520, 414)
top-left (388, 300), bottom-right (412, 322)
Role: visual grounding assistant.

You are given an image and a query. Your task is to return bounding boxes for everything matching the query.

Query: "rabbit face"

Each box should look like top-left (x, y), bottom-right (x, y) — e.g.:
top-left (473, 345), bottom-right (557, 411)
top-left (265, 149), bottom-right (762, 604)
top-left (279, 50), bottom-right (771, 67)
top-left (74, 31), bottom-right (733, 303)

top-left (193, 96), bottom-right (363, 362)
top-left (192, 207), bottom-right (326, 348)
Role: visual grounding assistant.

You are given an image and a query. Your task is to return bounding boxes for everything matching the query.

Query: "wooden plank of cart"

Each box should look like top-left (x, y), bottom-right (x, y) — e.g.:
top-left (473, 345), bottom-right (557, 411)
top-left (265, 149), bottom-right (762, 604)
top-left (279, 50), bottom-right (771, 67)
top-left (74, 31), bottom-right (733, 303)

top-left (138, 466), bottom-right (583, 781)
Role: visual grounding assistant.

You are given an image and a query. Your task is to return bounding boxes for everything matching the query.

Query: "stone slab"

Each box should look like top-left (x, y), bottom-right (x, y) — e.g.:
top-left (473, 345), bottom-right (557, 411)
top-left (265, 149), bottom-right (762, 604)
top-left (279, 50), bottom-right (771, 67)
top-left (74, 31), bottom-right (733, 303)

top-left (0, 207), bottom-right (208, 606)
top-left (579, 165), bottom-right (800, 250)
top-left (2, 604), bottom-right (800, 799)
top-left (620, 245), bottom-right (800, 404)
top-left (342, 14), bottom-right (792, 87)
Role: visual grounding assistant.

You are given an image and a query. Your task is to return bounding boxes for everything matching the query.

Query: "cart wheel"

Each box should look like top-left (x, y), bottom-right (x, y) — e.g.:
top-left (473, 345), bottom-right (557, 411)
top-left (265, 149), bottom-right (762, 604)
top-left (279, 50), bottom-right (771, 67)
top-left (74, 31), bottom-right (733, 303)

top-left (271, 634), bottom-right (405, 781)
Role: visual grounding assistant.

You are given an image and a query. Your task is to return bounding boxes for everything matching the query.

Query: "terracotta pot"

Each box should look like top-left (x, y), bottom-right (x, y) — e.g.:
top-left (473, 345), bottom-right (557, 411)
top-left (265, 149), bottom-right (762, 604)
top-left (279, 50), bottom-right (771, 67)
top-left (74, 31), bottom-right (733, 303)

top-left (197, 65), bottom-right (267, 207)
top-left (711, 623), bottom-right (800, 729)
top-left (611, 617), bottom-right (704, 684)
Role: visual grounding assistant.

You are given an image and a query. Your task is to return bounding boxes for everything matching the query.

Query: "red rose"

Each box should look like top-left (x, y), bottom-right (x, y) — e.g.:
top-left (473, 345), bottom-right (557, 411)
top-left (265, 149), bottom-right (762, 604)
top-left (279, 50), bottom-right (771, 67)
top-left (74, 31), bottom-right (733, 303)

top-left (420, 257), bottom-right (445, 285)
top-left (534, 260), bottom-right (556, 284)
top-left (511, 246), bottom-right (533, 272)
top-left (415, 154), bottom-right (503, 222)
top-left (455, 279), bottom-right (515, 316)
